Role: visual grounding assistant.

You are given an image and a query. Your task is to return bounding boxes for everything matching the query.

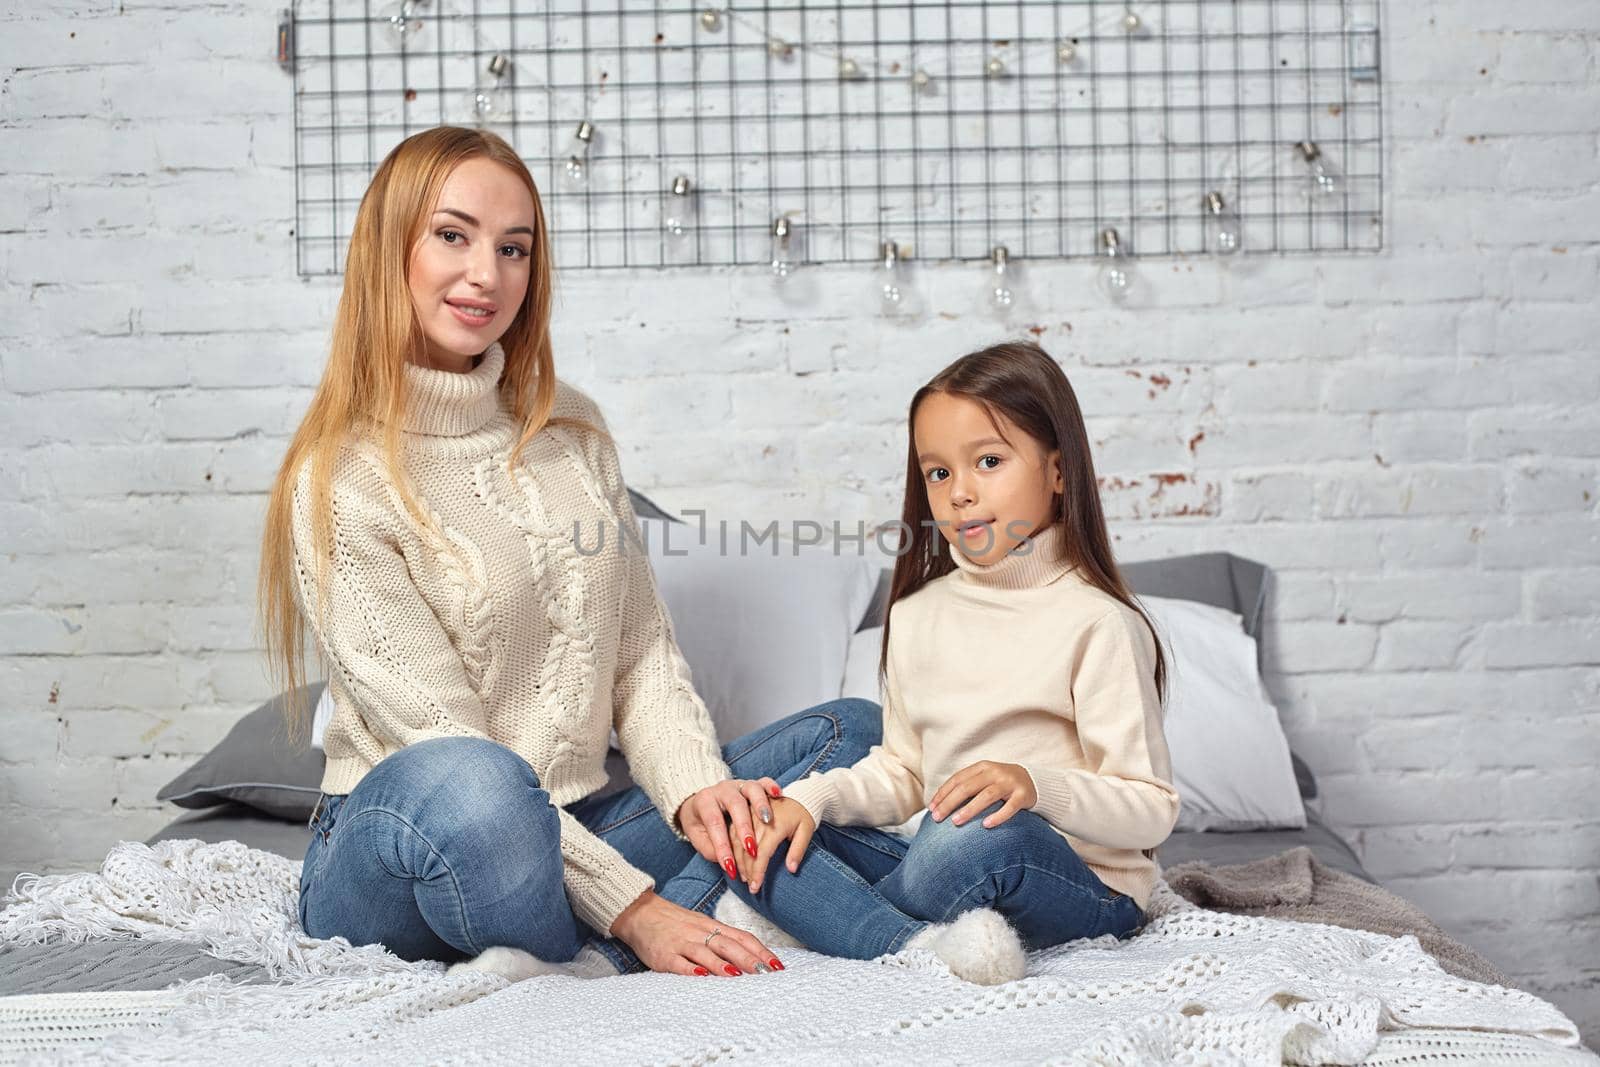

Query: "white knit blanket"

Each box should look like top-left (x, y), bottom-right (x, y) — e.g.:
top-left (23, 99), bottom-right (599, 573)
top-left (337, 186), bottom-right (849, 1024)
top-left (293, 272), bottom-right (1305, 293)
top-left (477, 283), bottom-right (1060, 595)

top-left (0, 840), bottom-right (1589, 1067)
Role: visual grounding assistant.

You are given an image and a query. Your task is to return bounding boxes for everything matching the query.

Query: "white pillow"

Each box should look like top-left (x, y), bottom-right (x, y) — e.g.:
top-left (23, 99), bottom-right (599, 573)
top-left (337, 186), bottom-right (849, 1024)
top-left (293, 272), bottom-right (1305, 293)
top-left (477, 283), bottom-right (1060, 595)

top-left (640, 518), bottom-right (880, 745)
top-left (840, 625), bottom-right (886, 703)
top-left (1140, 594), bottom-right (1305, 831)
top-left (311, 684), bottom-right (334, 750)
top-left (840, 595), bottom-right (1305, 834)
top-left (312, 519), bottom-right (879, 752)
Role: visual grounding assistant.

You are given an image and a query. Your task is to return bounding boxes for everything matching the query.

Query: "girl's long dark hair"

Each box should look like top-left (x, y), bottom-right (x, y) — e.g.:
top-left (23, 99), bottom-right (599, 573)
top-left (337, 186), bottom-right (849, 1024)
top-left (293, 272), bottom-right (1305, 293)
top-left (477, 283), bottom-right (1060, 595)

top-left (878, 340), bottom-right (1167, 703)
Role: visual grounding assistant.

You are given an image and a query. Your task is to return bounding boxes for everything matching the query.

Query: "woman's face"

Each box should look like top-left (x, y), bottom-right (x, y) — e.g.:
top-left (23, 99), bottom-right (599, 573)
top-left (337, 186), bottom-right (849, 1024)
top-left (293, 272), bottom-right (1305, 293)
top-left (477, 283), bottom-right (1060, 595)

top-left (407, 157), bottom-right (537, 372)
top-left (913, 391), bottom-right (1063, 566)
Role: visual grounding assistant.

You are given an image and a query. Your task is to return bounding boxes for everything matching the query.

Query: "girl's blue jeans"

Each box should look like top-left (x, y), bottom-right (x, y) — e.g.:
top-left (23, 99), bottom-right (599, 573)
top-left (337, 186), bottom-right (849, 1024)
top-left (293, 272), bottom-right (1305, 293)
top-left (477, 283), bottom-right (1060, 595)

top-left (298, 699), bottom-right (1142, 971)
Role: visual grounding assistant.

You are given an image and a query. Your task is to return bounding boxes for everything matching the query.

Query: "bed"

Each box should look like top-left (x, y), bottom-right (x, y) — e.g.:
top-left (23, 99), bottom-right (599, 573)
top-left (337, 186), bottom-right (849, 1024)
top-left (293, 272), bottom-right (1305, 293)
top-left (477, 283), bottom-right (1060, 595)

top-left (1, 519), bottom-right (1591, 1065)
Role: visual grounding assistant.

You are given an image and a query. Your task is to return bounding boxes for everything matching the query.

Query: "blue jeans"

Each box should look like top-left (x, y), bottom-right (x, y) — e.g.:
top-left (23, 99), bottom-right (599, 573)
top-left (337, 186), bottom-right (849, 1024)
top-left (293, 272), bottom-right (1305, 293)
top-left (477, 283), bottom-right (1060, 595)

top-left (726, 804), bottom-right (1146, 958)
top-left (297, 698), bottom-right (882, 972)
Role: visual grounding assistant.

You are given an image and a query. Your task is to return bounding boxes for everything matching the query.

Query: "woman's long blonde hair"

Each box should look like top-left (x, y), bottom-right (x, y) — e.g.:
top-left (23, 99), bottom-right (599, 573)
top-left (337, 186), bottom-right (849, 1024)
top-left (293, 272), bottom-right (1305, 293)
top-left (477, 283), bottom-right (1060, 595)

top-left (258, 126), bottom-right (558, 740)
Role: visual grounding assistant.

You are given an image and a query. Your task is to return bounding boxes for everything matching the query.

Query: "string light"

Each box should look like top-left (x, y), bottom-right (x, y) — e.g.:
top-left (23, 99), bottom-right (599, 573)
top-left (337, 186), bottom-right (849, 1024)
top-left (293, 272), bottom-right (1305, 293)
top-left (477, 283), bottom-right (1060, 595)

top-left (425, 6), bottom-right (1330, 272)
top-left (985, 56), bottom-right (1006, 77)
top-left (769, 215), bottom-right (797, 280)
top-left (663, 175), bottom-right (697, 255)
top-left (699, 8), bottom-right (721, 31)
top-left (1296, 140), bottom-right (1342, 199)
top-left (563, 120), bottom-right (594, 187)
top-left (704, 3), bottom-right (1157, 85)
top-left (380, 0), bottom-right (428, 46)
top-left (876, 240), bottom-right (920, 319)
top-left (1203, 191), bottom-right (1242, 255)
top-left (465, 53), bottom-right (510, 125)
top-left (977, 245), bottom-right (1023, 320)
top-left (1096, 227), bottom-right (1135, 303)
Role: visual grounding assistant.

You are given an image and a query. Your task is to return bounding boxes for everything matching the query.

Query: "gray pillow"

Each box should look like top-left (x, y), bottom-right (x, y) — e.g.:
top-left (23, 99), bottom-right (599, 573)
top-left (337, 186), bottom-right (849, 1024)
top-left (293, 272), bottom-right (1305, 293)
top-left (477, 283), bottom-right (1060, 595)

top-left (156, 489), bottom-right (677, 821)
top-left (157, 684), bottom-right (325, 821)
top-left (161, 528), bottom-right (1315, 820)
top-left (627, 488), bottom-right (680, 523)
top-left (857, 551), bottom-right (1268, 638)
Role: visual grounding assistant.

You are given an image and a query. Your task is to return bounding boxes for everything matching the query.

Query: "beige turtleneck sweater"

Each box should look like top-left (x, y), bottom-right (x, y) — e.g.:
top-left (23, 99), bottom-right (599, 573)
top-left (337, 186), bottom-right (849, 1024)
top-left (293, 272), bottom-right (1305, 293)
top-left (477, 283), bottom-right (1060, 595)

top-left (290, 344), bottom-right (731, 934)
top-left (782, 525), bottom-right (1180, 909)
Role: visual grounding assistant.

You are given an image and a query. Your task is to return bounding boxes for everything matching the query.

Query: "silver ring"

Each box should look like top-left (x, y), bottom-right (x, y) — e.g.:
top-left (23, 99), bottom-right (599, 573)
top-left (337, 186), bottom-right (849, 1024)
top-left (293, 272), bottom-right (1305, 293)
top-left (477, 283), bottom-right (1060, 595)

top-left (703, 927), bottom-right (722, 947)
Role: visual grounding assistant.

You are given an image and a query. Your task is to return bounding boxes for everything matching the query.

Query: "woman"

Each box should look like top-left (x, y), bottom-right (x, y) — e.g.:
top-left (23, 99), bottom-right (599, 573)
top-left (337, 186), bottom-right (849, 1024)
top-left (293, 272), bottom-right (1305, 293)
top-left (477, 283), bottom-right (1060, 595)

top-left (257, 125), bottom-right (879, 978)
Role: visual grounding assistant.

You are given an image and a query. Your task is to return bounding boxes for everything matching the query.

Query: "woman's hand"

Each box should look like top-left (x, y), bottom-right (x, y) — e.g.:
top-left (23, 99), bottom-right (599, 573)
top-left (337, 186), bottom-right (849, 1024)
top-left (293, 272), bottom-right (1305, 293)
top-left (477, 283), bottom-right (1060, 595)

top-left (677, 778), bottom-right (784, 882)
top-left (610, 890), bottom-right (785, 977)
top-left (741, 797), bottom-right (816, 894)
top-left (929, 760), bottom-right (1038, 828)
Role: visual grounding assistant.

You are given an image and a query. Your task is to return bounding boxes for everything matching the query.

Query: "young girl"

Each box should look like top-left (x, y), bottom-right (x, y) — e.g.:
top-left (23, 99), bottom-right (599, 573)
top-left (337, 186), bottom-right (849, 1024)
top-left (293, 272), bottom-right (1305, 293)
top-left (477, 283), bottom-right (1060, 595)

top-left (718, 339), bottom-right (1180, 984)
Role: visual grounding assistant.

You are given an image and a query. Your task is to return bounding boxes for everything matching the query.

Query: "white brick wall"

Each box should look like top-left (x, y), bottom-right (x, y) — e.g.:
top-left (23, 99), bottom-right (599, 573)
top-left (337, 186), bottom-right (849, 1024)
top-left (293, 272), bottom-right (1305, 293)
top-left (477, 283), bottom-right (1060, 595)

top-left (2, 0), bottom-right (1596, 1042)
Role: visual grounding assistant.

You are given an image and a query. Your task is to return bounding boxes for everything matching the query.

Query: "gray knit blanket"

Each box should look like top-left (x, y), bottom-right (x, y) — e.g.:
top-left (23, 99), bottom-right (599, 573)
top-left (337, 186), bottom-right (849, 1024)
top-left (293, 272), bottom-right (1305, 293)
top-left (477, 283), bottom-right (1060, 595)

top-left (1165, 846), bottom-right (1510, 987)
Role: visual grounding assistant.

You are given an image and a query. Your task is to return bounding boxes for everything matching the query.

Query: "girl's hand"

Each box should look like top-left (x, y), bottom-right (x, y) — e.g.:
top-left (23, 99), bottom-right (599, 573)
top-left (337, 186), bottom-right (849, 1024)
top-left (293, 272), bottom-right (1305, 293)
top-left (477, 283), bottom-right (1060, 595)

top-left (677, 778), bottom-right (785, 883)
top-left (610, 891), bottom-right (785, 976)
top-left (929, 761), bottom-right (1038, 828)
top-left (742, 797), bottom-right (816, 893)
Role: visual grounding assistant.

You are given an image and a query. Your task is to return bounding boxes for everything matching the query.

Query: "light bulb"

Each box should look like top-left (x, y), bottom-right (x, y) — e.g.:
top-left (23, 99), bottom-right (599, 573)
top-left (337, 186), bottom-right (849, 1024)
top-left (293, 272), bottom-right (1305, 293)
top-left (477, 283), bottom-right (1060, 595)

top-left (876, 240), bottom-right (920, 319)
top-left (380, 0), bottom-right (428, 46)
top-left (464, 54), bottom-right (510, 126)
top-left (663, 175), bottom-right (696, 254)
top-left (1122, 10), bottom-right (1143, 32)
top-left (911, 68), bottom-right (932, 92)
top-left (1296, 141), bottom-right (1341, 199)
top-left (1203, 191), bottom-right (1242, 255)
top-left (839, 57), bottom-right (861, 79)
top-left (564, 120), bottom-right (594, 187)
top-left (1096, 227), bottom-right (1135, 303)
top-left (466, 85), bottom-right (503, 122)
top-left (985, 56), bottom-right (1006, 78)
top-left (1058, 41), bottom-right (1078, 64)
top-left (977, 245), bottom-right (1022, 320)
top-left (770, 215), bottom-right (796, 280)
top-left (699, 8), bottom-right (721, 31)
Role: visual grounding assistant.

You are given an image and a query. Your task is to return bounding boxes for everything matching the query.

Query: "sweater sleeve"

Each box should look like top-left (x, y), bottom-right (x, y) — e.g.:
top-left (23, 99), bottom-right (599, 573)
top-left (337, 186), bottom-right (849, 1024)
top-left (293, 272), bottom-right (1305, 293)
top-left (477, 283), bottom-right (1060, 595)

top-left (292, 463), bottom-right (655, 935)
top-left (781, 631), bottom-right (926, 829)
top-left (556, 391), bottom-right (733, 838)
top-left (1021, 608), bottom-right (1180, 851)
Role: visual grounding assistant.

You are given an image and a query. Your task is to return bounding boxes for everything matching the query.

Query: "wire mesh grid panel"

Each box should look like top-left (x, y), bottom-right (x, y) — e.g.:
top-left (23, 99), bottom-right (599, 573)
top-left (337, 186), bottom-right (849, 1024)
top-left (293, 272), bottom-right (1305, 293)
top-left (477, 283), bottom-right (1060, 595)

top-left (290, 0), bottom-right (1383, 275)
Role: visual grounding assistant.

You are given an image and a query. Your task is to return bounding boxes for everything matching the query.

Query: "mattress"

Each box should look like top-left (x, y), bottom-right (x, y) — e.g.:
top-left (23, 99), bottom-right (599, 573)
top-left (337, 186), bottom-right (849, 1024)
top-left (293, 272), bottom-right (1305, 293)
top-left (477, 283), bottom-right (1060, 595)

top-left (139, 802), bottom-right (1374, 882)
top-left (0, 806), bottom-right (1373, 998)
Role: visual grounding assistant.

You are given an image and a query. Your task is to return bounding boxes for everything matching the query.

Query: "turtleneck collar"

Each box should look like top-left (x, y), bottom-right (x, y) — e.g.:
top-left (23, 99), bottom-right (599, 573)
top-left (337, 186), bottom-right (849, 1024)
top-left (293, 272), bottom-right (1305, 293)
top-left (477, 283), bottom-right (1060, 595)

top-left (948, 522), bottom-right (1078, 590)
top-left (403, 343), bottom-right (506, 437)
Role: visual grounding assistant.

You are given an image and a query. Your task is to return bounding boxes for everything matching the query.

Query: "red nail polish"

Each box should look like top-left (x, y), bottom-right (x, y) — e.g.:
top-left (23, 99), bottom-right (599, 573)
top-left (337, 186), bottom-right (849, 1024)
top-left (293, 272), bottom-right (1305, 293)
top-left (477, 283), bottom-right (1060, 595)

top-left (768, 785), bottom-right (781, 797)
top-left (693, 966), bottom-right (710, 976)
top-left (722, 858), bottom-right (738, 879)
top-left (768, 958), bottom-right (784, 971)
top-left (744, 836), bottom-right (757, 857)
top-left (723, 964), bottom-right (741, 977)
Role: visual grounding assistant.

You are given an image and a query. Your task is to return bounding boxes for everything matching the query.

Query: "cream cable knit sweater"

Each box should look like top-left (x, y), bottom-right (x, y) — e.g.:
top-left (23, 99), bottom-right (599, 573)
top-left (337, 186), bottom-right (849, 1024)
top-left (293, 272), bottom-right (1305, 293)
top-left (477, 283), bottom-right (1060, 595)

top-left (782, 524), bottom-right (1180, 909)
top-left (290, 343), bottom-right (731, 934)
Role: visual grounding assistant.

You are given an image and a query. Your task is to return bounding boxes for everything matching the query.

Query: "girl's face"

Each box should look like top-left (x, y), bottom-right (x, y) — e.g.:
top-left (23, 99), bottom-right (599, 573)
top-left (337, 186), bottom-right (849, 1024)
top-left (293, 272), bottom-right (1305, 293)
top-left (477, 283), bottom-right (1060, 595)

top-left (913, 390), bottom-right (1063, 566)
top-left (407, 157), bottom-right (536, 372)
